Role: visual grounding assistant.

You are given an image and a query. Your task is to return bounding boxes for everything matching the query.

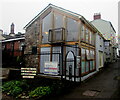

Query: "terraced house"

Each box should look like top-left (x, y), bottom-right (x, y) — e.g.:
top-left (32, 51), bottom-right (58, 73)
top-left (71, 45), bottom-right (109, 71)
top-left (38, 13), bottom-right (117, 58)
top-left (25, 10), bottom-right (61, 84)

top-left (23, 4), bottom-right (100, 82)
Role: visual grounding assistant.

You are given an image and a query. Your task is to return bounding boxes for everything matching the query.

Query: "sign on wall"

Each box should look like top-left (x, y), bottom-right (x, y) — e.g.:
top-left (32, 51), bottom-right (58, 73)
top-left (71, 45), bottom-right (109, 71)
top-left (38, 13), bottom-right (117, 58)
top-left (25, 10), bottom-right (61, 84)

top-left (21, 68), bottom-right (36, 78)
top-left (44, 62), bottom-right (58, 75)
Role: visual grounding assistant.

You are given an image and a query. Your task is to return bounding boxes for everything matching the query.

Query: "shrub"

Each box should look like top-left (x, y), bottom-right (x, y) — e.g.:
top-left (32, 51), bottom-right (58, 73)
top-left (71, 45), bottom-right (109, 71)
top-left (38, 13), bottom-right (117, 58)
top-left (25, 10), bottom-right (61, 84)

top-left (29, 86), bottom-right (51, 98)
top-left (2, 80), bottom-right (29, 96)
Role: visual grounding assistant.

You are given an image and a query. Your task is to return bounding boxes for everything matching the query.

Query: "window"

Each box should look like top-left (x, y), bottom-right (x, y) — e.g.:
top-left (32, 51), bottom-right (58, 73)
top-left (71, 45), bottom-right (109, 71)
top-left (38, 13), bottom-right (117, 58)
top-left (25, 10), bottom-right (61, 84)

top-left (54, 13), bottom-right (63, 29)
top-left (81, 61), bottom-right (85, 73)
top-left (81, 48), bottom-right (85, 60)
top-left (67, 18), bottom-right (79, 41)
top-left (19, 42), bottom-right (24, 51)
top-left (90, 49), bottom-right (95, 59)
top-left (81, 25), bottom-right (85, 41)
top-left (86, 49), bottom-right (90, 60)
top-left (81, 48), bottom-right (95, 75)
top-left (52, 47), bottom-right (61, 62)
top-left (86, 61), bottom-right (89, 72)
top-left (66, 46), bottom-right (78, 56)
top-left (90, 61), bottom-right (93, 70)
top-left (40, 47), bottom-right (51, 73)
top-left (81, 48), bottom-right (86, 74)
top-left (89, 31), bottom-right (92, 44)
top-left (90, 49), bottom-right (95, 71)
top-left (32, 46), bottom-right (37, 54)
top-left (91, 33), bottom-right (95, 45)
top-left (85, 28), bottom-right (89, 43)
top-left (42, 13), bottom-right (52, 43)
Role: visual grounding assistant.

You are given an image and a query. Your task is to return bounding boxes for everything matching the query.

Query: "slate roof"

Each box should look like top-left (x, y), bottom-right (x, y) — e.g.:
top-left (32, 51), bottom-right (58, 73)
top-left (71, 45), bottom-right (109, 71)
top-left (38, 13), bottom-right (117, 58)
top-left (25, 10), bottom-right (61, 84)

top-left (1, 33), bottom-right (25, 42)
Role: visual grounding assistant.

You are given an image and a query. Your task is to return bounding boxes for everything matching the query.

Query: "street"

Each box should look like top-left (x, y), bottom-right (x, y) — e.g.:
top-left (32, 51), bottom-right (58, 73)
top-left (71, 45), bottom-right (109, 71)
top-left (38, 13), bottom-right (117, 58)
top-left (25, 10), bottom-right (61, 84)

top-left (49, 58), bottom-right (120, 99)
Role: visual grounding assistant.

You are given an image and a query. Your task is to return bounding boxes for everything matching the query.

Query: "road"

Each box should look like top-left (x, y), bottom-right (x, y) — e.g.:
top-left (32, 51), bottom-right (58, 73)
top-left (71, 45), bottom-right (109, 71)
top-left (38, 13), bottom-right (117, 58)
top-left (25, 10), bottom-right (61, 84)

top-left (49, 58), bottom-right (120, 99)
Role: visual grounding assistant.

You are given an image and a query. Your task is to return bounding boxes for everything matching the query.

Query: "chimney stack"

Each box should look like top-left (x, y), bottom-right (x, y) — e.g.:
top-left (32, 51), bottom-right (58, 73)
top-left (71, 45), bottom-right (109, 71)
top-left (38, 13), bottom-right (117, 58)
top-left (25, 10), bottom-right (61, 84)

top-left (10, 23), bottom-right (15, 34)
top-left (94, 13), bottom-right (101, 20)
top-left (9, 23), bottom-right (15, 36)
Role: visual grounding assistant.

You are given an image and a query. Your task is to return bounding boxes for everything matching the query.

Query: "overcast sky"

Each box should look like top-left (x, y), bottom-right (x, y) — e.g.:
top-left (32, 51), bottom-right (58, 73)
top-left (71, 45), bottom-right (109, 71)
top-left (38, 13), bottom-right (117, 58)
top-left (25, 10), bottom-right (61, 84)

top-left (0, 0), bottom-right (119, 36)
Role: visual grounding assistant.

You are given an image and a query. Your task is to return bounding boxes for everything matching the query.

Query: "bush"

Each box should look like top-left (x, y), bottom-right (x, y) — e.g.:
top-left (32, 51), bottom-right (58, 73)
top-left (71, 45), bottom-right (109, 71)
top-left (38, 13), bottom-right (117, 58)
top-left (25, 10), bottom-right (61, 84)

top-left (2, 80), bottom-right (29, 96)
top-left (29, 86), bottom-right (51, 98)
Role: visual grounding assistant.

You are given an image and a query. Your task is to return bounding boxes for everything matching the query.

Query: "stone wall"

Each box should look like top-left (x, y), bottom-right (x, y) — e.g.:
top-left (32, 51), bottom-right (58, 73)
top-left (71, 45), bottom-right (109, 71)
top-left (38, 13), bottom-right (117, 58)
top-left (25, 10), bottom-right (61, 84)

top-left (24, 18), bottom-right (40, 68)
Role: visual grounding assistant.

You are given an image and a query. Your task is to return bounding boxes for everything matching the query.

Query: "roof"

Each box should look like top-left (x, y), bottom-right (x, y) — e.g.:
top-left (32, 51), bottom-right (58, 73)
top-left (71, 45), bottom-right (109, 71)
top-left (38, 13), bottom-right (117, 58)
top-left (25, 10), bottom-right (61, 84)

top-left (2, 34), bottom-right (13, 39)
top-left (2, 33), bottom-right (25, 40)
top-left (24, 4), bottom-right (83, 29)
top-left (1, 37), bottom-right (25, 43)
top-left (1, 33), bottom-right (25, 43)
top-left (91, 19), bottom-right (116, 33)
top-left (24, 4), bottom-right (99, 33)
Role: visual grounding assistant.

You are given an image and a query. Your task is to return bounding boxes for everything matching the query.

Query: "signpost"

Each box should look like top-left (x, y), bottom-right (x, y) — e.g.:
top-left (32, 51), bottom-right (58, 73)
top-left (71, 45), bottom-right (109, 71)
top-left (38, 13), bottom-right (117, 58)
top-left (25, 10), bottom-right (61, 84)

top-left (44, 62), bottom-right (58, 75)
top-left (21, 68), bottom-right (36, 78)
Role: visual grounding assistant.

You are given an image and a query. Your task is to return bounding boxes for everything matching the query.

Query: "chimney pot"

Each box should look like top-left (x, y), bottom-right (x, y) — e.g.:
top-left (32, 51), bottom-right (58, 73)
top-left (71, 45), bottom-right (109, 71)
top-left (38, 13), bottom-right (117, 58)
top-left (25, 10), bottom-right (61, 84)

top-left (94, 13), bottom-right (101, 20)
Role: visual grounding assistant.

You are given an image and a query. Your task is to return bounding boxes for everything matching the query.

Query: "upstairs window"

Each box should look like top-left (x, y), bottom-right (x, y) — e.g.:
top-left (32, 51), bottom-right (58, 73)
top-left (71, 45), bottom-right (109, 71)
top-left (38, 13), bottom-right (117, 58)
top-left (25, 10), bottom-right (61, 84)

top-left (85, 28), bottom-right (89, 43)
top-left (81, 25), bottom-right (85, 41)
top-left (42, 12), bottom-right (52, 43)
top-left (54, 13), bottom-right (63, 29)
top-left (66, 18), bottom-right (79, 41)
top-left (91, 33), bottom-right (95, 45)
top-left (89, 31), bottom-right (92, 44)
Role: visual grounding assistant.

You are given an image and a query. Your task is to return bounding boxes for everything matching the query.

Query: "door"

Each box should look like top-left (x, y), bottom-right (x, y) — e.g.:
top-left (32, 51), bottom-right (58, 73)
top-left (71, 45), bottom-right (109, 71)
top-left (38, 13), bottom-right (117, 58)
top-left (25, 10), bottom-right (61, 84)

top-left (65, 51), bottom-right (76, 81)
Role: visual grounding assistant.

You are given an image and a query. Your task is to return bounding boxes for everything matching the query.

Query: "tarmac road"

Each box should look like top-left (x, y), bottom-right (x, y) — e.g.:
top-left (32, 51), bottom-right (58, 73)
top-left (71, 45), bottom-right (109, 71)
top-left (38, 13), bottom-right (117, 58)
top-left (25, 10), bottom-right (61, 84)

top-left (49, 58), bottom-right (120, 99)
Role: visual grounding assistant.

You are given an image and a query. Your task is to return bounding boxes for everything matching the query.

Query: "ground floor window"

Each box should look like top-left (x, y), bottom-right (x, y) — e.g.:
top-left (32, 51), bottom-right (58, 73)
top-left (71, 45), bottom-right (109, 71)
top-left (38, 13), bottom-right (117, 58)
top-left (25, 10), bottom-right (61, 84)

top-left (81, 48), bottom-right (95, 76)
top-left (99, 51), bottom-right (103, 68)
top-left (40, 46), bottom-right (61, 74)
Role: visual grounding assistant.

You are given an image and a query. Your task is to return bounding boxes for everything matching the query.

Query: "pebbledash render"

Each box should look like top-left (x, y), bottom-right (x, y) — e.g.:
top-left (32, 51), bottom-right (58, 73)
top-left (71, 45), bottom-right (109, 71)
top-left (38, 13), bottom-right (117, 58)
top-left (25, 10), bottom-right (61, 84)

top-left (23, 4), bottom-right (100, 82)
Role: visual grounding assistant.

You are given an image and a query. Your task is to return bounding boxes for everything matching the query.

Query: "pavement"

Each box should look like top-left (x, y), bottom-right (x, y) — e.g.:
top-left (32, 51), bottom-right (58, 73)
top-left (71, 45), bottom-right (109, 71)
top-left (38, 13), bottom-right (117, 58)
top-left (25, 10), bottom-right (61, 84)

top-left (49, 58), bottom-right (120, 99)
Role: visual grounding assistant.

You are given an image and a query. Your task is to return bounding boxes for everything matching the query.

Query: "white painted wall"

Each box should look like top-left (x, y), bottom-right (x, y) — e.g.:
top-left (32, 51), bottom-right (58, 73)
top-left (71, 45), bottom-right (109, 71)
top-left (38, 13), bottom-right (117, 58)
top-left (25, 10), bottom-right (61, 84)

top-left (96, 33), bottom-right (104, 71)
top-left (91, 19), bottom-right (117, 62)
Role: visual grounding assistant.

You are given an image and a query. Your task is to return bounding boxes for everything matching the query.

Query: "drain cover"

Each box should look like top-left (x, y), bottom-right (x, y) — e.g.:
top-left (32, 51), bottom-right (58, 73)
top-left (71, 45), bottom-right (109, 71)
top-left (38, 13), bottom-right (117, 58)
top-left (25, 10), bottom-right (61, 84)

top-left (83, 90), bottom-right (100, 97)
